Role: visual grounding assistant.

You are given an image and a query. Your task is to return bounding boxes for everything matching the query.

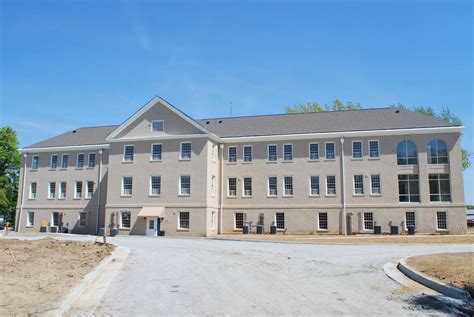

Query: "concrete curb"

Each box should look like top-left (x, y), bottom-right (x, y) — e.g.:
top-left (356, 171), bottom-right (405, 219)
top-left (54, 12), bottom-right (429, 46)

top-left (398, 257), bottom-right (472, 301)
top-left (52, 245), bottom-right (130, 316)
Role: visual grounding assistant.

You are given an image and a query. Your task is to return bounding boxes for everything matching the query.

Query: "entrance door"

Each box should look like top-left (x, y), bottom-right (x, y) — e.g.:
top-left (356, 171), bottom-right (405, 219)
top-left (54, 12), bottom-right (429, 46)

top-left (146, 218), bottom-right (157, 236)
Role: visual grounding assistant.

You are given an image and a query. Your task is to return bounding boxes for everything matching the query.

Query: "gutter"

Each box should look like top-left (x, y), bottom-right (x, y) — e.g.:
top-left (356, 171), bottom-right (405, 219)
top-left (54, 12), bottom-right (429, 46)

top-left (17, 154), bottom-right (27, 232)
top-left (95, 149), bottom-right (103, 235)
top-left (340, 137), bottom-right (347, 235)
top-left (219, 143), bottom-right (224, 234)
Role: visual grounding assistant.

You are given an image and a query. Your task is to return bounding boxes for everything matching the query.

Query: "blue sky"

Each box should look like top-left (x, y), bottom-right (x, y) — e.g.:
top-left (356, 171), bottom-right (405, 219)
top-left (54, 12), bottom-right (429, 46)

top-left (1, 0), bottom-right (473, 202)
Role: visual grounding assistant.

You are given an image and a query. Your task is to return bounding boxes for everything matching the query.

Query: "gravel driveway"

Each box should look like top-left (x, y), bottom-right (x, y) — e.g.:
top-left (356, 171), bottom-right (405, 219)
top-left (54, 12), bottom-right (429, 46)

top-left (95, 236), bottom-right (472, 316)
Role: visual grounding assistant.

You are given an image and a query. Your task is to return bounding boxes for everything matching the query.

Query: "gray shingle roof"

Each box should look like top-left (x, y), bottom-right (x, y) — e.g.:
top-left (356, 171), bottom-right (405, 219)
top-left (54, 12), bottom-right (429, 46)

top-left (24, 107), bottom-right (457, 148)
top-left (197, 107), bottom-right (458, 138)
top-left (25, 125), bottom-right (119, 148)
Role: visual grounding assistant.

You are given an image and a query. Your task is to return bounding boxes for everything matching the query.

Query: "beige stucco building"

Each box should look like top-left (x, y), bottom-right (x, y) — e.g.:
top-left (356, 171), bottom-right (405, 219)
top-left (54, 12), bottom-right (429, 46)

top-left (16, 96), bottom-right (467, 236)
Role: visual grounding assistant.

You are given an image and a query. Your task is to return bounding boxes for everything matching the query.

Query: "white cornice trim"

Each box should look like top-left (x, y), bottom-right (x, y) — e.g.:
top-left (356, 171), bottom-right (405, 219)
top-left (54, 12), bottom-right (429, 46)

top-left (20, 144), bottom-right (110, 153)
top-left (220, 126), bottom-right (463, 143)
top-left (106, 96), bottom-right (214, 141)
top-left (108, 133), bottom-right (220, 143)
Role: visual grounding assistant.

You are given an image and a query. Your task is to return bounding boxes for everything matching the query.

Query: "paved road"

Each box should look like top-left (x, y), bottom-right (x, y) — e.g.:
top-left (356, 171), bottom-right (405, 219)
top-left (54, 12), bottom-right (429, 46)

top-left (94, 236), bottom-right (472, 316)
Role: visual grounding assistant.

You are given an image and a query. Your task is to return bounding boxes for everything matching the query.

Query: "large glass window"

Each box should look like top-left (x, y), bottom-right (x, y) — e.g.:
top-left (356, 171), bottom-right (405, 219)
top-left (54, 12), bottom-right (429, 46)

top-left (32, 155), bottom-right (39, 169)
top-left (75, 181), bottom-right (83, 198)
top-left (405, 211), bottom-right (416, 228)
top-left (284, 176), bottom-right (293, 196)
top-left (122, 177), bottom-right (133, 196)
top-left (369, 140), bottom-right (380, 158)
top-left (151, 120), bottom-right (164, 132)
top-left (61, 154), bottom-right (69, 168)
top-left (267, 144), bottom-right (277, 161)
top-left (352, 141), bottom-right (363, 159)
top-left (179, 212), bottom-right (190, 229)
top-left (88, 153), bottom-right (96, 168)
top-left (86, 181), bottom-right (94, 198)
top-left (120, 211), bottom-right (131, 228)
top-left (325, 142), bottom-right (335, 160)
top-left (150, 176), bottom-right (161, 196)
top-left (228, 178), bottom-right (237, 197)
top-left (370, 175), bottom-right (381, 195)
top-left (436, 211), bottom-right (447, 230)
top-left (60, 182), bottom-right (67, 199)
top-left (235, 213), bottom-right (244, 229)
top-left (48, 182), bottom-right (56, 199)
top-left (50, 154), bottom-right (58, 169)
top-left (429, 174), bottom-right (451, 202)
top-left (243, 178), bottom-right (252, 197)
top-left (398, 174), bottom-right (420, 202)
top-left (276, 213), bottom-right (285, 229)
top-left (123, 145), bottom-right (134, 162)
top-left (309, 143), bottom-right (319, 160)
top-left (180, 175), bottom-right (191, 195)
top-left (77, 153), bottom-right (85, 168)
top-left (27, 211), bottom-right (34, 227)
top-left (180, 142), bottom-right (192, 160)
top-left (268, 177), bottom-right (278, 196)
top-left (326, 176), bottom-right (336, 195)
top-left (283, 144), bottom-right (293, 161)
top-left (363, 212), bottom-right (374, 230)
top-left (427, 139), bottom-right (448, 164)
top-left (318, 212), bottom-right (328, 230)
top-left (310, 176), bottom-right (320, 196)
top-left (353, 175), bottom-right (364, 195)
top-left (397, 140), bottom-right (417, 165)
top-left (151, 144), bottom-right (162, 161)
top-left (228, 147), bottom-right (237, 162)
top-left (243, 146), bottom-right (252, 162)
top-left (29, 182), bottom-right (37, 199)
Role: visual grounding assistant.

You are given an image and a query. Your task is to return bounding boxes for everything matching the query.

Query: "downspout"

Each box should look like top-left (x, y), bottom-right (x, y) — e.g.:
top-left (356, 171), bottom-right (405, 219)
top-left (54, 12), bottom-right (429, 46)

top-left (95, 149), bottom-right (103, 235)
top-left (17, 153), bottom-right (27, 232)
top-left (340, 137), bottom-right (347, 235)
top-left (219, 143), bottom-right (224, 234)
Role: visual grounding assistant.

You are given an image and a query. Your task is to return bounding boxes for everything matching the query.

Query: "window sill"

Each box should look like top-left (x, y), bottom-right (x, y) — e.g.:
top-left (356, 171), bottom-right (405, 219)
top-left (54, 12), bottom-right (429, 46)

top-left (86, 167), bottom-right (95, 170)
top-left (361, 230), bottom-right (374, 234)
top-left (227, 162), bottom-right (237, 165)
top-left (179, 158), bottom-right (191, 162)
top-left (120, 195), bottom-right (132, 198)
top-left (73, 197), bottom-right (82, 200)
top-left (59, 168), bottom-right (68, 171)
top-left (436, 229), bottom-right (449, 232)
top-left (308, 159), bottom-right (320, 162)
top-left (370, 194), bottom-right (382, 197)
top-left (85, 197), bottom-right (92, 200)
top-left (282, 195), bottom-right (294, 198)
top-left (325, 194), bottom-right (337, 197)
top-left (121, 161), bottom-right (134, 164)
top-left (309, 195), bottom-right (320, 198)
top-left (266, 160), bottom-right (278, 164)
top-left (149, 160), bottom-right (162, 163)
top-left (368, 157), bottom-right (380, 160)
top-left (324, 158), bottom-right (336, 162)
top-left (266, 195), bottom-right (278, 198)
top-left (75, 167), bottom-right (84, 170)
top-left (48, 168), bottom-right (57, 171)
top-left (178, 194), bottom-right (191, 197)
top-left (317, 229), bottom-right (329, 232)
top-left (26, 225), bottom-right (34, 228)
top-left (241, 196), bottom-right (252, 199)
top-left (177, 228), bottom-right (190, 232)
top-left (149, 194), bottom-right (161, 197)
top-left (58, 198), bottom-right (66, 200)
top-left (226, 196), bottom-right (237, 199)
top-left (351, 158), bottom-right (363, 161)
top-left (47, 198), bottom-right (56, 200)
top-left (242, 161), bottom-right (253, 164)
top-left (282, 160), bottom-right (293, 163)
top-left (353, 194), bottom-right (365, 197)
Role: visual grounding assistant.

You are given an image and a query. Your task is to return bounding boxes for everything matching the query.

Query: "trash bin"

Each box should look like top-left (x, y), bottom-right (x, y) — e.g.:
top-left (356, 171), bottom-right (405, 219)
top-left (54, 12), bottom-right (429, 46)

top-left (62, 227), bottom-right (69, 234)
top-left (50, 226), bottom-right (58, 233)
top-left (270, 225), bottom-right (277, 235)
top-left (242, 225), bottom-right (249, 234)
top-left (256, 225), bottom-right (263, 234)
top-left (110, 228), bottom-right (118, 237)
top-left (374, 225), bottom-right (382, 235)
top-left (159, 231), bottom-right (165, 236)
top-left (98, 228), bottom-right (105, 236)
top-left (390, 225), bottom-right (399, 235)
top-left (407, 225), bottom-right (415, 235)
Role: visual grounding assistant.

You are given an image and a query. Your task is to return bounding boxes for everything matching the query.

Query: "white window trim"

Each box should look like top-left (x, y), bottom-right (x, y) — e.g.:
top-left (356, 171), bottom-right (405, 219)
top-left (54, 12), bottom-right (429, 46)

top-left (50, 154), bottom-right (58, 169)
top-left (211, 144), bottom-right (217, 163)
top-left (351, 140), bottom-right (363, 160)
top-left (177, 211), bottom-right (190, 230)
top-left (283, 143), bottom-right (293, 162)
top-left (85, 180), bottom-right (94, 199)
top-left (234, 212), bottom-right (245, 230)
top-left (76, 153), bottom-right (85, 169)
top-left (119, 211), bottom-right (131, 230)
top-left (79, 212), bottom-right (87, 228)
top-left (149, 175), bottom-right (161, 197)
top-left (275, 212), bottom-right (285, 230)
top-left (59, 181), bottom-right (67, 200)
top-left (309, 175), bottom-right (320, 197)
top-left (242, 177), bottom-right (252, 198)
top-left (242, 145), bottom-right (253, 164)
top-left (29, 182), bottom-right (37, 200)
top-left (211, 175), bottom-right (216, 197)
top-left (150, 143), bottom-right (162, 162)
top-left (308, 142), bottom-right (320, 161)
top-left (151, 119), bottom-right (164, 132)
top-left (404, 211), bottom-right (416, 230)
top-left (121, 176), bottom-right (133, 197)
top-left (267, 144), bottom-right (278, 162)
top-left (122, 144), bottom-right (134, 163)
top-left (317, 212), bottom-right (329, 231)
top-left (179, 141), bottom-right (192, 161)
top-left (324, 142), bottom-right (336, 161)
top-left (436, 211), bottom-right (448, 231)
top-left (48, 181), bottom-right (56, 199)
top-left (51, 212), bottom-right (60, 228)
top-left (211, 210), bottom-right (216, 230)
top-left (31, 155), bottom-right (39, 170)
top-left (228, 146), bottom-right (237, 164)
top-left (227, 177), bottom-right (237, 198)
top-left (283, 176), bottom-right (294, 197)
top-left (370, 174), bottom-right (382, 196)
top-left (87, 152), bottom-right (96, 168)
top-left (27, 211), bottom-right (34, 227)
top-left (60, 154), bottom-right (68, 169)
top-left (362, 212), bottom-right (374, 232)
top-left (178, 175), bottom-right (191, 196)
top-left (74, 181), bottom-right (83, 199)
top-left (267, 176), bottom-right (278, 197)
top-left (368, 139), bottom-right (380, 159)
top-left (325, 175), bottom-right (336, 197)
top-left (353, 174), bottom-right (364, 196)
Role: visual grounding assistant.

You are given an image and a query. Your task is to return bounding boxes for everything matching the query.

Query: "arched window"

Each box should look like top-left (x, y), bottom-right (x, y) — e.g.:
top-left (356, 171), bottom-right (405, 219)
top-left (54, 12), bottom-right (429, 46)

top-left (427, 139), bottom-right (448, 164)
top-left (397, 140), bottom-right (418, 165)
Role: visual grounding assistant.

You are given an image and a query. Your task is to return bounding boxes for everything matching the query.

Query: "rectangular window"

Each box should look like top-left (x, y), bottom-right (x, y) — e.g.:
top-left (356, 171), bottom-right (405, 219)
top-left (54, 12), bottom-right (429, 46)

top-left (52, 212), bottom-right (60, 227)
top-left (326, 176), bottom-right (336, 196)
top-left (268, 177), bottom-right (278, 197)
top-left (267, 144), bottom-right (277, 161)
top-left (29, 182), bottom-right (37, 199)
top-left (122, 177), bottom-right (133, 196)
top-left (352, 141), bottom-right (363, 159)
top-left (228, 178), bottom-right (237, 197)
top-left (27, 211), bottom-right (34, 227)
top-left (61, 154), bottom-right (69, 168)
top-left (405, 211), bottom-right (416, 229)
top-left (284, 176), bottom-right (293, 196)
top-left (179, 212), bottom-right (190, 229)
top-left (363, 212), bottom-right (374, 230)
top-left (243, 146), bottom-right (252, 162)
top-left (325, 142), bottom-right (335, 160)
top-left (79, 213), bottom-right (87, 228)
top-left (276, 213), bottom-right (285, 229)
top-left (120, 211), bottom-right (131, 229)
top-left (32, 155), bottom-right (39, 169)
top-left (235, 212), bottom-right (244, 229)
top-left (88, 153), bottom-right (96, 168)
top-left (243, 177), bottom-right (252, 197)
top-left (59, 182), bottom-right (67, 199)
top-left (211, 175), bottom-right (216, 197)
top-left (310, 176), bottom-right (320, 196)
top-left (75, 181), bottom-right (83, 199)
top-left (309, 143), bottom-right (319, 160)
top-left (370, 175), bottom-right (381, 195)
top-left (429, 174), bottom-right (451, 202)
top-left (151, 120), bottom-right (164, 132)
top-left (150, 176), bottom-right (161, 196)
top-left (211, 210), bottom-right (216, 230)
top-left (180, 142), bottom-right (192, 160)
top-left (180, 175), bottom-right (191, 195)
top-left (353, 175), bottom-right (364, 195)
top-left (369, 140), bottom-right (380, 158)
top-left (398, 174), bottom-right (420, 202)
top-left (211, 144), bottom-right (217, 162)
top-left (48, 182), bottom-right (56, 199)
top-left (151, 144), bottom-right (162, 161)
top-left (77, 153), bottom-right (85, 168)
top-left (228, 146), bottom-right (237, 162)
top-left (50, 154), bottom-right (58, 169)
top-left (283, 144), bottom-right (293, 161)
top-left (436, 211), bottom-right (447, 230)
top-left (123, 145), bottom-right (134, 162)
top-left (318, 213), bottom-right (328, 230)
top-left (86, 181), bottom-right (94, 199)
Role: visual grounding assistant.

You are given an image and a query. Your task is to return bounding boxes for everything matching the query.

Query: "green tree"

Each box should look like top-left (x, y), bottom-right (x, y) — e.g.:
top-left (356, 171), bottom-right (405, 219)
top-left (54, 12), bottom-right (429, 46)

top-left (285, 100), bottom-right (470, 170)
top-left (0, 127), bottom-right (21, 225)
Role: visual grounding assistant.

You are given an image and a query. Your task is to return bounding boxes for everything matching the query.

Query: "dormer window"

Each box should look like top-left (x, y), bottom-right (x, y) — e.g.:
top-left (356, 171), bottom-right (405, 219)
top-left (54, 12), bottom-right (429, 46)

top-left (151, 120), bottom-right (164, 132)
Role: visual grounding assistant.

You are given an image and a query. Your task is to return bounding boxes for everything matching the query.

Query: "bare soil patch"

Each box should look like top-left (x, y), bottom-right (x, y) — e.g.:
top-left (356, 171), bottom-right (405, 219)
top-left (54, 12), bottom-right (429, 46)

top-left (216, 234), bottom-right (474, 244)
top-left (406, 253), bottom-right (474, 297)
top-left (0, 238), bottom-right (114, 315)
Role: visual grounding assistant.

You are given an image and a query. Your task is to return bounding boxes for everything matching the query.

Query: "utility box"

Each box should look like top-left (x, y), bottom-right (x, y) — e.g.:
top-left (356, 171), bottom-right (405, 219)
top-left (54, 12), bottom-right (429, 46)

top-left (407, 225), bottom-right (415, 235)
top-left (159, 231), bottom-right (165, 236)
top-left (374, 225), bottom-right (382, 235)
top-left (270, 225), bottom-right (277, 235)
top-left (390, 225), bottom-right (399, 235)
top-left (242, 225), bottom-right (249, 234)
top-left (256, 225), bottom-right (263, 234)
